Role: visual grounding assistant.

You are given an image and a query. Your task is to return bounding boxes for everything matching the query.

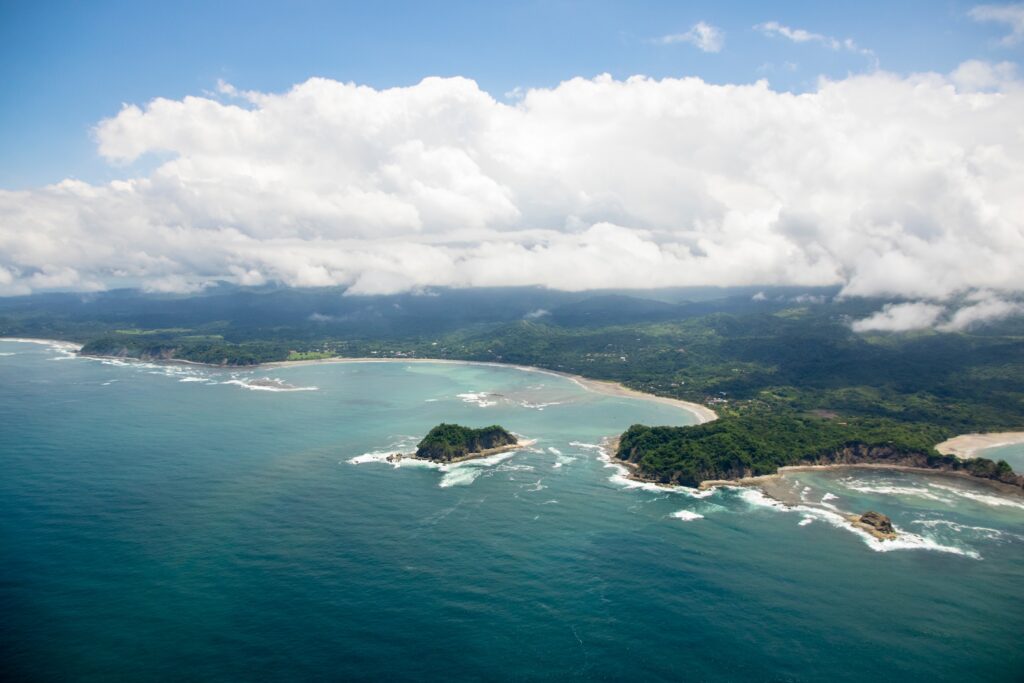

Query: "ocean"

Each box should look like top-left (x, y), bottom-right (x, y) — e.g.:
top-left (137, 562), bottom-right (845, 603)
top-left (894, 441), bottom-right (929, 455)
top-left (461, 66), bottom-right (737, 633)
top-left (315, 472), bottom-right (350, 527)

top-left (1, 339), bottom-right (1022, 681)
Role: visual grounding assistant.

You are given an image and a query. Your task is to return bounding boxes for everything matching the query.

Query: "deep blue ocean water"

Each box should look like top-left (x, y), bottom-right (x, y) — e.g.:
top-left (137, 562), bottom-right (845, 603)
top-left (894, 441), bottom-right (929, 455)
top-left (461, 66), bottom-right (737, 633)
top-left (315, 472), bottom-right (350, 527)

top-left (2, 339), bottom-right (1023, 681)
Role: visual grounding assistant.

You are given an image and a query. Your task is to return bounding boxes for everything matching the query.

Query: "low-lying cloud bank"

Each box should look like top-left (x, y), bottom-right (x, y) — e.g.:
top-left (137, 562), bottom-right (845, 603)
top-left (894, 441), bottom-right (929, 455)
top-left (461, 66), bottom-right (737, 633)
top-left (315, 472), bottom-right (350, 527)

top-left (1, 65), bottom-right (1022, 331)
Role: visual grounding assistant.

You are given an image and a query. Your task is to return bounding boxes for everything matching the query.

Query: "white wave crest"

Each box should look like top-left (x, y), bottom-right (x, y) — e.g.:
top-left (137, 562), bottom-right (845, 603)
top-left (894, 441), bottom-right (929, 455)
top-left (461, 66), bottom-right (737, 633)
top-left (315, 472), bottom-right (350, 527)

top-left (928, 483), bottom-right (1024, 510)
top-left (520, 401), bottom-right (562, 410)
top-left (839, 479), bottom-right (955, 504)
top-left (222, 378), bottom-right (318, 392)
top-left (671, 510), bottom-right (704, 522)
top-left (912, 519), bottom-right (1007, 540)
top-left (740, 489), bottom-right (981, 559)
top-left (438, 451), bottom-right (517, 488)
top-left (456, 392), bottom-right (498, 407)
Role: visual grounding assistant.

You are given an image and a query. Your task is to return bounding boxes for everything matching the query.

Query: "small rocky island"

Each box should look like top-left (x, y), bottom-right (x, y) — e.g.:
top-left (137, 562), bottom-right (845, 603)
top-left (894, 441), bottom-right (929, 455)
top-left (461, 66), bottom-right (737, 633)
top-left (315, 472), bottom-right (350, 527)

top-left (412, 423), bottom-right (520, 462)
top-left (848, 511), bottom-right (897, 540)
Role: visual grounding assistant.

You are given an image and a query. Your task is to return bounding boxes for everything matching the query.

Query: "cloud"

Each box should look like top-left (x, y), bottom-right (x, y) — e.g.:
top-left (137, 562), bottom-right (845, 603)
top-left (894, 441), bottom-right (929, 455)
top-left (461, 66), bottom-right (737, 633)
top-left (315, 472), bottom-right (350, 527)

top-left (950, 59), bottom-right (1018, 90)
top-left (851, 302), bottom-right (946, 332)
top-left (937, 296), bottom-right (1023, 331)
top-left (755, 21), bottom-right (877, 65)
top-left (1, 66), bottom-right (1023, 310)
top-left (969, 3), bottom-right (1024, 45)
top-left (655, 22), bottom-right (724, 53)
top-left (523, 308), bottom-right (550, 319)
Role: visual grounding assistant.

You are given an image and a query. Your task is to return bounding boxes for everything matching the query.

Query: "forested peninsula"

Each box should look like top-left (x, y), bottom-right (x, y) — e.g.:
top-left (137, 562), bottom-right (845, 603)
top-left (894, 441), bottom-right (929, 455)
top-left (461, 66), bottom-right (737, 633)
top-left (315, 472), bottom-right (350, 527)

top-left (615, 420), bottom-right (1024, 492)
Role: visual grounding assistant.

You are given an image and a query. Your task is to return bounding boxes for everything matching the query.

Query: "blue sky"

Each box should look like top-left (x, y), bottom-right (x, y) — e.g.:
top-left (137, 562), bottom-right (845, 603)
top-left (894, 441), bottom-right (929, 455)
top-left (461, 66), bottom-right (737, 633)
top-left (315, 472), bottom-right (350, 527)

top-left (1, 0), bottom-right (1020, 188)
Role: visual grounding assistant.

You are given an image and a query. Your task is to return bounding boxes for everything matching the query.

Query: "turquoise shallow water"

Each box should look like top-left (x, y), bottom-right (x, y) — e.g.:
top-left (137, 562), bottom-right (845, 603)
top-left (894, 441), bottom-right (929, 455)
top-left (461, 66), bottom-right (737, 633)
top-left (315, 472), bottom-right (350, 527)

top-left (1, 340), bottom-right (1023, 681)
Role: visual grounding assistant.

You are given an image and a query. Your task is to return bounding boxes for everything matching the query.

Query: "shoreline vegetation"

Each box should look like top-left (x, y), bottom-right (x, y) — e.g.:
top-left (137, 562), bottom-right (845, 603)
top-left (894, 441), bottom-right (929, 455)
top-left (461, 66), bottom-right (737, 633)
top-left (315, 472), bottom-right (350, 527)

top-left (4, 337), bottom-right (1023, 503)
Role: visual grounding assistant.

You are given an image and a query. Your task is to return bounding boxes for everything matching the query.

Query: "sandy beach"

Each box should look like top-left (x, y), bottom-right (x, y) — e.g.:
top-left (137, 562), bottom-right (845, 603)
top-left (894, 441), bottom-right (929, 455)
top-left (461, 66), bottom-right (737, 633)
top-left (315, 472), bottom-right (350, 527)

top-left (934, 432), bottom-right (1024, 459)
top-left (263, 356), bottom-right (719, 425)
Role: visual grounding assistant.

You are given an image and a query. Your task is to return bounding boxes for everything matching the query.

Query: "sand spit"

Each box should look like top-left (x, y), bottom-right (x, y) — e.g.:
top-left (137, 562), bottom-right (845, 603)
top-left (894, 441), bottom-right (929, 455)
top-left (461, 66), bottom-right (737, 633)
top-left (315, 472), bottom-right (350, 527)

top-left (935, 432), bottom-right (1024, 459)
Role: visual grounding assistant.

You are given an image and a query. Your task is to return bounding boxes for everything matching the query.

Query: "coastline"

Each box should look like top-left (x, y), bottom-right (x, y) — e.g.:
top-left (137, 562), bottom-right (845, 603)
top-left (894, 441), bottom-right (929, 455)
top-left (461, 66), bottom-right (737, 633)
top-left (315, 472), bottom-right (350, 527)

top-left (699, 463), bottom-right (1024, 502)
top-left (7, 337), bottom-right (1020, 501)
top-left (935, 432), bottom-right (1024, 459)
top-left (0, 337), bottom-right (83, 350)
top-left (0, 335), bottom-right (716, 425)
top-left (264, 356), bottom-right (720, 424)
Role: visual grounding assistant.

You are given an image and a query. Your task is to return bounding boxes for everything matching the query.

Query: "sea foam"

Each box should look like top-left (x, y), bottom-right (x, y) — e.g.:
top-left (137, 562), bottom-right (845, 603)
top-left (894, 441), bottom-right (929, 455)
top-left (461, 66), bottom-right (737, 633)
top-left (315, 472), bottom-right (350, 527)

top-left (738, 489), bottom-right (981, 559)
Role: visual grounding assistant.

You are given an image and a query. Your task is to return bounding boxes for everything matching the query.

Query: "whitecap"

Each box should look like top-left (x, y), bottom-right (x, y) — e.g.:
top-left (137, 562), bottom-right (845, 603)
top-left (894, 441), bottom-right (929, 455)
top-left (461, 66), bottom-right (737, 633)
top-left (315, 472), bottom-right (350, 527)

top-left (739, 490), bottom-right (981, 559)
top-left (520, 400), bottom-right (562, 410)
top-left (348, 450), bottom-right (399, 466)
top-left (437, 451), bottom-right (518, 487)
top-left (928, 483), bottom-right (1024, 510)
top-left (671, 510), bottom-right (704, 522)
top-left (911, 519), bottom-right (1007, 540)
top-left (839, 479), bottom-right (955, 504)
top-left (548, 447), bottom-right (563, 456)
top-left (568, 441), bottom-right (603, 450)
top-left (456, 392), bottom-right (498, 408)
top-left (738, 488), bottom-right (788, 510)
top-left (222, 378), bottom-right (318, 392)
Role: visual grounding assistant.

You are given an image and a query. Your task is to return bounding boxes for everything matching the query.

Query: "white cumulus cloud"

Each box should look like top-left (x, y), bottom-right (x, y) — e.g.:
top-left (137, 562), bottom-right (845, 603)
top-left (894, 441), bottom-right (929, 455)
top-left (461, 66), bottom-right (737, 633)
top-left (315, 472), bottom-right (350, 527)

top-left (0, 66), bottom-right (1022, 311)
top-left (969, 3), bottom-right (1024, 45)
top-left (851, 303), bottom-right (947, 333)
top-left (655, 22), bottom-right (724, 53)
top-left (937, 296), bottom-right (1023, 331)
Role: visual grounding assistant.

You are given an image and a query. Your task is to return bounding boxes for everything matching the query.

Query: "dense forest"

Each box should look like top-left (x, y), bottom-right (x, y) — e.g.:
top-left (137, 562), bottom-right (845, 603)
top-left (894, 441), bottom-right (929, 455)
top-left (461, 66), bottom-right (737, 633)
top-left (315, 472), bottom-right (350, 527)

top-left (3, 285), bottom-right (1023, 477)
top-left (415, 424), bottom-right (517, 462)
top-left (616, 421), bottom-right (1021, 489)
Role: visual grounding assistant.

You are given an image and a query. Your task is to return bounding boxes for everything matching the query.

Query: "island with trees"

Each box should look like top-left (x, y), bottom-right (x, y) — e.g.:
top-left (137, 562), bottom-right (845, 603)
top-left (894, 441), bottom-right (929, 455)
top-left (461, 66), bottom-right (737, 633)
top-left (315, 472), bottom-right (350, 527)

top-left (413, 423), bottom-right (520, 462)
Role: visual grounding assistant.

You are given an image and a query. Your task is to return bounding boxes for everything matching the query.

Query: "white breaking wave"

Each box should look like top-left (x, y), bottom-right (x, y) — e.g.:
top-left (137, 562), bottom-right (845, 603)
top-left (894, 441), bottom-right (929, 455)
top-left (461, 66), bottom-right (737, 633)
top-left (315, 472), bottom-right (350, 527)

top-left (548, 447), bottom-right (562, 456)
top-left (912, 519), bottom-right (1008, 541)
top-left (438, 451), bottom-right (518, 488)
top-left (928, 483), bottom-right (1024, 510)
top-left (222, 378), bottom-right (318, 392)
top-left (519, 400), bottom-right (562, 410)
top-left (738, 489), bottom-right (981, 559)
top-left (456, 392), bottom-right (498, 407)
top-left (0, 352), bottom-right (16, 356)
top-left (839, 479), bottom-right (956, 504)
top-left (671, 510), bottom-right (704, 522)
